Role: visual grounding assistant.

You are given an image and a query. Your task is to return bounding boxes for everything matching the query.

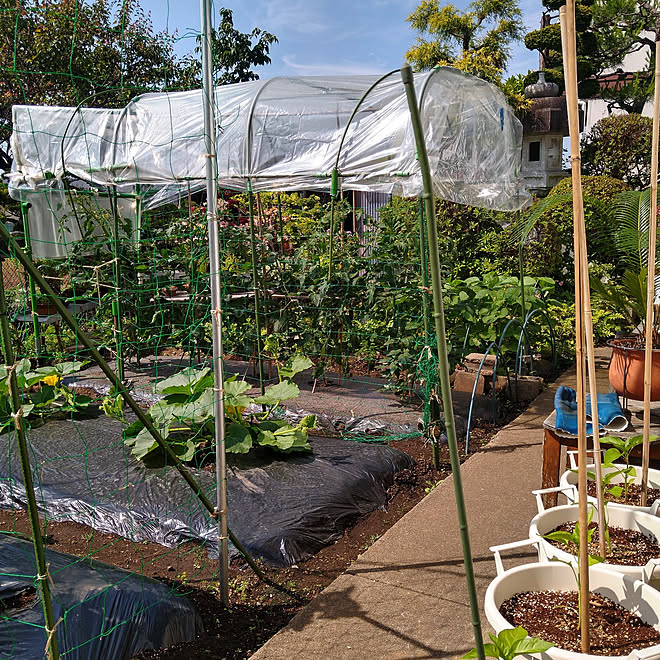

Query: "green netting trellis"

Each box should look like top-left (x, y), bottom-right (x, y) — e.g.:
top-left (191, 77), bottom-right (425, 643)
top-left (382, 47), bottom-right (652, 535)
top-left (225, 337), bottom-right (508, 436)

top-left (0, 0), bottom-right (531, 656)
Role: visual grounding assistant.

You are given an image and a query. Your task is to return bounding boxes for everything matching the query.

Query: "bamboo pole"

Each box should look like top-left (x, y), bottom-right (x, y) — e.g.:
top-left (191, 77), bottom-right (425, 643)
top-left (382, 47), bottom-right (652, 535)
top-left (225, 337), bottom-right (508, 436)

top-left (642, 33), bottom-right (660, 508)
top-left (560, 3), bottom-right (590, 650)
top-left (401, 63), bottom-right (485, 660)
top-left (0, 260), bottom-right (60, 660)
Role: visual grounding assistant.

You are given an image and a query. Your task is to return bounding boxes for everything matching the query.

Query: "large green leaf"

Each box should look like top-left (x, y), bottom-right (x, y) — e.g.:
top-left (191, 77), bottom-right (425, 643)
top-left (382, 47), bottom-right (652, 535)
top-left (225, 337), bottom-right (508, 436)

top-left (225, 423), bottom-right (253, 454)
top-left (224, 378), bottom-right (252, 409)
top-left (255, 417), bottom-right (313, 453)
top-left (279, 355), bottom-right (313, 380)
top-left (512, 635), bottom-right (554, 656)
top-left (151, 387), bottom-right (215, 427)
top-left (256, 427), bottom-right (295, 451)
top-left (130, 426), bottom-right (165, 460)
top-left (254, 380), bottom-right (299, 405)
top-left (603, 447), bottom-right (622, 464)
top-left (155, 366), bottom-right (212, 396)
top-left (544, 530), bottom-right (575, 546)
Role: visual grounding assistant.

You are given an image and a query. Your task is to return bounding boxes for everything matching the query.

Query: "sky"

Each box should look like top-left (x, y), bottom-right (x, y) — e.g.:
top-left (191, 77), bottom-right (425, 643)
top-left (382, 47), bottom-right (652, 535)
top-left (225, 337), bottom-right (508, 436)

top-left (142, 0), bottom-right (543, 81)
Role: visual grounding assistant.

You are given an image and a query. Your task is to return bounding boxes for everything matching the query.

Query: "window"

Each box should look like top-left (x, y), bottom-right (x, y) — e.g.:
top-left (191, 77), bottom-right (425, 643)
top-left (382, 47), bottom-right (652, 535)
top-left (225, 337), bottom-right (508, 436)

top-left (529, 141), bottom-right (541, 162)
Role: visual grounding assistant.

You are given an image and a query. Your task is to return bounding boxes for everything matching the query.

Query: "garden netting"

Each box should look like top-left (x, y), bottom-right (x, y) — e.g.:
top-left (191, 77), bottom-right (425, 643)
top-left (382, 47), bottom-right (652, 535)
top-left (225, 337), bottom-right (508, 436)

top-left (0, 413), bottom-right (413, 566)
top-left (0, 534), bottom-right (202, 659)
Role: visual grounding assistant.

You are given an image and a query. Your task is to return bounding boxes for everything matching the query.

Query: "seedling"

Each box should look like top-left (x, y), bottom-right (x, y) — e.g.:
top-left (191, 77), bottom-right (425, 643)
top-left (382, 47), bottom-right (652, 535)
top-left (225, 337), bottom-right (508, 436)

top-left (599, 434), bottom-right (660, 500)
top-left (544, 507), bottom-right (604, 625)
top-left (462, 627), bottom-right (553, 660)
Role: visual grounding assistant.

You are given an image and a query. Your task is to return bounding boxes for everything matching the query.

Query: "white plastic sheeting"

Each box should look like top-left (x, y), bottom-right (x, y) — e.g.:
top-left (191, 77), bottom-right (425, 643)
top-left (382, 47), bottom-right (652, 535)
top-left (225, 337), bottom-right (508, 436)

top-left (10, 68), bottom-right (529, 211)
top-left (13, 189), bottom-right (139, 259)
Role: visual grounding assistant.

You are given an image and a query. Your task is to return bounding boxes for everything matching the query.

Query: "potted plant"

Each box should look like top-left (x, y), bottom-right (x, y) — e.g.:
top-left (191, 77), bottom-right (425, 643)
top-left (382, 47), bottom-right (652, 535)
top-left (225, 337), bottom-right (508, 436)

top-left (486, 540), bottom-right (660, 658)
top-left (590, 188), bottom-right (660, 400)
top-left (558, 438), bottom-right (660, 513)
top-left (528, 502), bottom-right (660, 584)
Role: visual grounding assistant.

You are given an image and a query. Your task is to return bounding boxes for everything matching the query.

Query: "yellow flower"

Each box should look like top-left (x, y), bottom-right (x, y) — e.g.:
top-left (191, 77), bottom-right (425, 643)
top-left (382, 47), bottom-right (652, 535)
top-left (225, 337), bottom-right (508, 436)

top-left (41, 374), bottom-right (59, 387)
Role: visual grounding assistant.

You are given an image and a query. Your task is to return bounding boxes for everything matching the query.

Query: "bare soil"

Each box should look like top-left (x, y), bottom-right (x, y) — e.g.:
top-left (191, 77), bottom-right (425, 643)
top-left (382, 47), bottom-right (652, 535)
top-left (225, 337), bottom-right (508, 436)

top-left (587, 480), bottom-right (660, 507)
top-left (0, 421), bottom-right (507, 660)
top-left (548, 521), bottom-right (660, 566)
top-left (500, 590), bottom-right (660, 654)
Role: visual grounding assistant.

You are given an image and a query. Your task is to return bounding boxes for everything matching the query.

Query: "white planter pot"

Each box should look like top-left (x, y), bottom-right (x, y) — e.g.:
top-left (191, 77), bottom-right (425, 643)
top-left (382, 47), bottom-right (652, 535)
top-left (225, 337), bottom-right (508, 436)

top-left (485, 554), bottom-right (660, 659)
top-left (559, 463), bottom-right (660, 515)
top-left (529, 503), bottom-right (660, 584)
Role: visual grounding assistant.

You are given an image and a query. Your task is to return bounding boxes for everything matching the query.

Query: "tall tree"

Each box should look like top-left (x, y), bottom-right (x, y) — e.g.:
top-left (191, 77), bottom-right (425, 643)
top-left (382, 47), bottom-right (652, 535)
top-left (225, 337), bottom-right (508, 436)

top-left (523, 0), bottom-right (599, 96)
top-left (405, 0), bottom-right (528, 113)
top-left (406, 0), bottom-right (524, 82)
top-left (0, 0), bottom-right (198, 172)
top-left (0, 1), bottom-right (278, 173)
top-left (524, 0), bottom-right (656, 109)
top-left (210, 7), bottom-right (278, 85)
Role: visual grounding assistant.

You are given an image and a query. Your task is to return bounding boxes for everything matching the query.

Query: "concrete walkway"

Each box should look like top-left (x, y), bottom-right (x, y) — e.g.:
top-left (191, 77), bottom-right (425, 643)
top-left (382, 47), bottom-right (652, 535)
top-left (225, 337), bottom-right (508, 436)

top-left (250, 355), bottom-right (602, 660)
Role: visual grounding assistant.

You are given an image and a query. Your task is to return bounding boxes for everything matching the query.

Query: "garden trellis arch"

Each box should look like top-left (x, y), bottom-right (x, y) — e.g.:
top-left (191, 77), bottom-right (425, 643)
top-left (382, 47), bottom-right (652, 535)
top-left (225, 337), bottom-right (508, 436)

top-left (6, 63), bottom-right (529, 658)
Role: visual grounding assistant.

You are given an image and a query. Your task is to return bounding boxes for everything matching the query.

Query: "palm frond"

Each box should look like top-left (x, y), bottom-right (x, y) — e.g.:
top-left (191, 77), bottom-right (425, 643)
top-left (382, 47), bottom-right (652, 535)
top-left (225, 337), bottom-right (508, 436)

top-left (590, 272), bottom-right (638, 328)
top-left (507, 193), bottom-right (573, 247)
top-left (613, 189), bottom-right (653, 271)
top-left (621, 268), bottom-right (647, 323)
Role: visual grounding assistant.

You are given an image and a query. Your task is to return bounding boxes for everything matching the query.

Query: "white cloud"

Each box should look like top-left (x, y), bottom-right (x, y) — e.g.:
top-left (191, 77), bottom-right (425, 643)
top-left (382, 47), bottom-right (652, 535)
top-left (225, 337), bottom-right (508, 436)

top-left (257, 0), bottom-right (333, 35)
top-left (281, 54), bottom-right (386, 76)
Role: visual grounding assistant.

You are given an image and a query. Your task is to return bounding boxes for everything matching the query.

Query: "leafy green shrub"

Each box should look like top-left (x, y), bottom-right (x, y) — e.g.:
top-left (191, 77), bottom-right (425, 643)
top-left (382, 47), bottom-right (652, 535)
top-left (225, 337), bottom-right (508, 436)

top-left (435, 199), bottom-right (510, 279)
top-left (505, 175), bottom-right (628, 285)
top-left (541, 297), bottom-right (625, 357)
top-left (443, 273), bottom-right (558, 362)
top-left (582, 114), bottom-right (653, 189)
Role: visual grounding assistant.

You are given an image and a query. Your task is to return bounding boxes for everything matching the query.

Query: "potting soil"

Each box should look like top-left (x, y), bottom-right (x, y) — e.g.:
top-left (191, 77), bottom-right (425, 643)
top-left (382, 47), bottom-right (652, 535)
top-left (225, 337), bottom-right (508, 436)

top-left (0, 535), bottom-right (202, 659)
top-left (0, 413), bottom-right (413, 565)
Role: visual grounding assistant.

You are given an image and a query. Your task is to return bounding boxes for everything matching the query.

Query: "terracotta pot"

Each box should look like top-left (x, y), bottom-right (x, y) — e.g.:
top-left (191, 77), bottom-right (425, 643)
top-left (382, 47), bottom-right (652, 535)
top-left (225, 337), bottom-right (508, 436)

top-left (608, 338), bottom-right (660, 401)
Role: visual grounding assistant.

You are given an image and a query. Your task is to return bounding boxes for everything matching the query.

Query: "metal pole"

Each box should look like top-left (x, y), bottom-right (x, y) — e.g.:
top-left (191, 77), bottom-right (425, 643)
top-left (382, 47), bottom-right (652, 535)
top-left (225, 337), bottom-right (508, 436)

top-left (200, 0), bottom-right (229, 605)
top-left (400, 64), bottom-right (485, 660)
top-left (0, 256), bottom-right (60, 660)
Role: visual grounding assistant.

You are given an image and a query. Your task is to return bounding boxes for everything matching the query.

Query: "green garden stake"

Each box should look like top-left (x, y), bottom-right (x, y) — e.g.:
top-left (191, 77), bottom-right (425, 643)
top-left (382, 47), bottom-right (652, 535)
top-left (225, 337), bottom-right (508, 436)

top-left (417, 197), bottom-right (440, 469)
top-left (0, 256), bottom-right (60, 660)
top-left (326, 167), bottom-right (339, 281)
top-left (110, 188), bottom-right (124, 383)
top-left (21, 201), bottom-right (41, 358)
top-left (247, 184), bottom-right (266, 395)
top-left (277, 192), bottom-right (285, 256)
top-left (516, 210), bottom-right (526, 323)
top-left (401, 63), bottom-right (485, 660)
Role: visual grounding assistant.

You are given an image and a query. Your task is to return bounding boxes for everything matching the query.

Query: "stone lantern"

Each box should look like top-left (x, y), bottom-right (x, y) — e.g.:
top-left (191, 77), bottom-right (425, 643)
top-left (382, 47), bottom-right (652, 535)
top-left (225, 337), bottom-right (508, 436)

top-left (522, 72), bottom-right (569, 194)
